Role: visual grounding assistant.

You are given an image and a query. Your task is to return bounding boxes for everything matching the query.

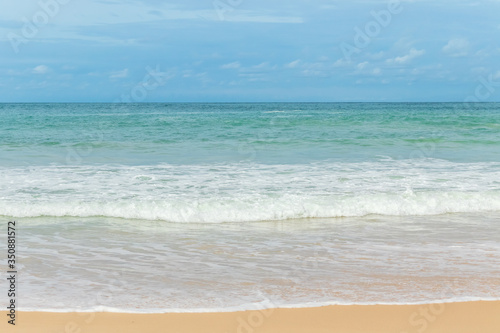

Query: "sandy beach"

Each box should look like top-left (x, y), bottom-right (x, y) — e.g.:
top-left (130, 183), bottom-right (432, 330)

top-left (3, 301), bottom-right (500, 333)
top-left (3, 0), bottom-right (500, 329)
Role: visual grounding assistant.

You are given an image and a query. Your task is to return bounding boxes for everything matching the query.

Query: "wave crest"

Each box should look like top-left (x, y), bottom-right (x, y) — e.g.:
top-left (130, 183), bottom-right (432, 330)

top-left (2, 191), bottom-right (499, 223)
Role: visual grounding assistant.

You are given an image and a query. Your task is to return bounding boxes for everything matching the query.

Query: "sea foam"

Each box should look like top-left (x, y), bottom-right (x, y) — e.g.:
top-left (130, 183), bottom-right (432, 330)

top-left (1, 160), bottom-right (499, 223)
top-left (1, 191), bottom-right (500, 223)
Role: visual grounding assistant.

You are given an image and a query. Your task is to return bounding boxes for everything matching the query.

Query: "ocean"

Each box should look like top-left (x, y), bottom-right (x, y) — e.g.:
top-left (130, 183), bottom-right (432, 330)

top-left (1, 102), bottom-right (499, 312)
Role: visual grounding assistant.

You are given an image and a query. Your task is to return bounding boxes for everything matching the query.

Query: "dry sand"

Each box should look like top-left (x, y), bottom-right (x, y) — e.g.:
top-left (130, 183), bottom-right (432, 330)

top-left (2, 301), bottom-right (500, 333)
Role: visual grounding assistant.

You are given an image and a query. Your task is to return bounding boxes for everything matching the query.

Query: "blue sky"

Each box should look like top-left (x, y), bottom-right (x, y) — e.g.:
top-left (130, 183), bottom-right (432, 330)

top-left (1, 0), bottom-right (500, 102)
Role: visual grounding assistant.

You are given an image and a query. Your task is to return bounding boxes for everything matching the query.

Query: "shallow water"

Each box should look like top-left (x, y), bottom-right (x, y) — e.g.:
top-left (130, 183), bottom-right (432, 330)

top-left (1, 102), bottom-right (499, 311)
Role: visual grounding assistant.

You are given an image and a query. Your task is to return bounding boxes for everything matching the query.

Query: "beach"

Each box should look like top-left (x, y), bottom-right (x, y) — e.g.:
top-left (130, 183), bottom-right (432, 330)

top-left (3, 301), bottom-right (500, 332)
top-left (1, 103), bottom-right (499, 330)
top-left (3, 0), bottom-right (500, 330)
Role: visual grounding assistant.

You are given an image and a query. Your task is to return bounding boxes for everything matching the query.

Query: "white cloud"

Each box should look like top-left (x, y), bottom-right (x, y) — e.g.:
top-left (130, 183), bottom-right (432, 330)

top-left (369, 51), bottom-right (385, 60)
top-left (32, 65), bottom-right (50, 74)
top-left (238, 73), bottom-right (267, 81)
top-left (301, 69), bottom-right (328, 77)
top-left (442, 38), bottom-right (469, 57)
top-left (470, 67), bottom-right (488, 76)
top-left (372, 68), bottom-right (381, 75)
top-left (285, 60), bottom-right (300, 68)
top-left (386, 48), bottom-right (425, 64)
top-left (252, 62), bottom-right (275, 70)
top-left (333, 58), bottom-right (351, 67)
top-left (109, 68), bottom-right (129, 79)
top-left (357, 61), bottom-right (368, 70)
top-left (475, 47), bottom-right (500, 58)
top-left (224, 14), bottom-right (303, 24)
top-left (221, 62), bottom-right (241, 69)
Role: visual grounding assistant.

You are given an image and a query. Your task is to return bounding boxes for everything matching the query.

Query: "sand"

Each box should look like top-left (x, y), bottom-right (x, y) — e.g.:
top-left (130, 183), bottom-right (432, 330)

top-left (2, 301), bottom-right (500, 333)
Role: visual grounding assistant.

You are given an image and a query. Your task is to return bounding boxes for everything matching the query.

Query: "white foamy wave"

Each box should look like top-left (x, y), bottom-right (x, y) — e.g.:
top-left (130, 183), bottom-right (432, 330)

top-left (1, 160), bottom-right (500, 222)
top-left (2, 191), bottom-right (500, 222)
top-left (18, 297), bottom-right (500, 314)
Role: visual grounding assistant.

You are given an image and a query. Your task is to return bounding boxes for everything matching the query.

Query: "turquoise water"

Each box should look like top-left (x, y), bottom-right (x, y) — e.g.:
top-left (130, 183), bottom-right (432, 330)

top-left (2, 103), bottom-right (500, 166)
top-left (0, 103), bottom-right (499, 311)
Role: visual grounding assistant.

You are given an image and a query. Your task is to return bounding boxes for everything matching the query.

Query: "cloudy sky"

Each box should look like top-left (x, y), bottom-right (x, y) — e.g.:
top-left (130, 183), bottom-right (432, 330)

top-left (1, 0), bottom-right (499, 102)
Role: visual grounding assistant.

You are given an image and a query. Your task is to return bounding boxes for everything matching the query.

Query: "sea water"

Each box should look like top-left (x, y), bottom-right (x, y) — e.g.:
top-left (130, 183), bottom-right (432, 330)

top-left (0, 102), bottom-right (499, 312)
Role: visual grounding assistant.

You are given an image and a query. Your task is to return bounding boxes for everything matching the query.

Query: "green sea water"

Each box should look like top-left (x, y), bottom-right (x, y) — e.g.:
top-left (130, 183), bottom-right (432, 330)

top-left (1, 102), bottom-right (499, 311)
top-left (1, 102), bottom-right (499, 166)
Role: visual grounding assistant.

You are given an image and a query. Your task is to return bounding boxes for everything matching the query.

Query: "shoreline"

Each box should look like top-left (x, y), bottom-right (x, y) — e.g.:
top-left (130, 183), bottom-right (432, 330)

top-left (13, 296), bottom-right (500, 313)
top-left (3, 300), bottom-right (500, 333)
